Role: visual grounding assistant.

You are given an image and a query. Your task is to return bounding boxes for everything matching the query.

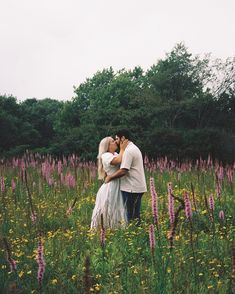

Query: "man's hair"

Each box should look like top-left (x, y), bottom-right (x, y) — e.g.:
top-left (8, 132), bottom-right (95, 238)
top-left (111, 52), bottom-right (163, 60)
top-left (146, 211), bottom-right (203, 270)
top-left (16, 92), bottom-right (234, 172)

top-left (116, 129), bottom-right (131, 140)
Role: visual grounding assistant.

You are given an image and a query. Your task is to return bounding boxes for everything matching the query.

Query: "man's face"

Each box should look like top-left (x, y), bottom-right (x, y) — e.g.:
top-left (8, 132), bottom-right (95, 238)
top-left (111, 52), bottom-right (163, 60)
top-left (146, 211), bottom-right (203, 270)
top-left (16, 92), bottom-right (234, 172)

top-left (115, 135), bottom-right (121, 146)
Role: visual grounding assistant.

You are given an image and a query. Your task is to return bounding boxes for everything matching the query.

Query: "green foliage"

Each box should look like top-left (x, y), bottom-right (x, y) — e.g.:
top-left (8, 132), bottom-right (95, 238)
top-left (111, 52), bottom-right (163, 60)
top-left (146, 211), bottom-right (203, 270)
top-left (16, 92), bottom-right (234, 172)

top-left (19, 98), bottom-right (63, 147)
top-left (0, 44), bottom-right (235, 161)
top-left (146, 43), bottom-right (208, 102)
top-left (0, 95), bottom-right (21, 149)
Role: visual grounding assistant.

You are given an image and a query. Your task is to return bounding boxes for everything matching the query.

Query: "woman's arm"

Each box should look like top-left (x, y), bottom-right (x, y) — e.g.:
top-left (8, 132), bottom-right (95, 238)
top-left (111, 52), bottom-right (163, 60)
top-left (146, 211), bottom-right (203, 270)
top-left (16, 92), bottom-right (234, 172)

top-left (110, 140), bottom-right (128, 166)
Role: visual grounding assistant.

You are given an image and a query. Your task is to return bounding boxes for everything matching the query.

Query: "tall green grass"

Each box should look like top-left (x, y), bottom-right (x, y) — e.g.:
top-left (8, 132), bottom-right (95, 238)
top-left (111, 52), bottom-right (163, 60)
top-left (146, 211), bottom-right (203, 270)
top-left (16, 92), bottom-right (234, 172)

top-left (0, 157), bottom-right (234, 293)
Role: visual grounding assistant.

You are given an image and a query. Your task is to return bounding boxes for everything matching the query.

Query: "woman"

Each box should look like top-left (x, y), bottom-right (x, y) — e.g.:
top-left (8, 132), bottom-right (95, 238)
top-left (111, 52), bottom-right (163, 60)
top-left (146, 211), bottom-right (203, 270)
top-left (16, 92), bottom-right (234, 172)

top-left (90, 136), bottom-right (128, 229)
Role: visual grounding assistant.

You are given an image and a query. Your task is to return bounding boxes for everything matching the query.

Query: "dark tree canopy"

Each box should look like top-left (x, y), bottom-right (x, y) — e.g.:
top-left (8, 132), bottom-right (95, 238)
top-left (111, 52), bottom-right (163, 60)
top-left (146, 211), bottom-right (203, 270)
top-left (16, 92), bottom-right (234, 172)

top-left (0, 44), bottom-right (234, 162)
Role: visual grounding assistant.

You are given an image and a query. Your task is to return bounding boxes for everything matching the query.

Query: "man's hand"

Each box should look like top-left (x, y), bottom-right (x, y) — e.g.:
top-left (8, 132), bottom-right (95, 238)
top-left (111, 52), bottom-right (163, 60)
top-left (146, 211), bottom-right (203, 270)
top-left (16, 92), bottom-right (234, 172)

top-left (105, 175), bottom-right (111, 183)
top-left (120, 139), bottom-right (128, 151)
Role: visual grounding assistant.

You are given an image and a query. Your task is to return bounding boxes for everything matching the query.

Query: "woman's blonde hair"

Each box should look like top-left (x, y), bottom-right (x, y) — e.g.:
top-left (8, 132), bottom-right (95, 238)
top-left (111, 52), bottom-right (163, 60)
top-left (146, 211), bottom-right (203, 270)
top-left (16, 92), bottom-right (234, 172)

top-left (97, 137), bottom-right (111, 180)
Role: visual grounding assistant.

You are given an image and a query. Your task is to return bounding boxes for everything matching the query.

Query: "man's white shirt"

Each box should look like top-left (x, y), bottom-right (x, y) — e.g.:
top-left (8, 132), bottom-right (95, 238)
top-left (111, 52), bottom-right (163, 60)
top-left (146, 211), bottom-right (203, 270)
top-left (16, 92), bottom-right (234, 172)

top-left (120, 142), bottom-right (147, 193)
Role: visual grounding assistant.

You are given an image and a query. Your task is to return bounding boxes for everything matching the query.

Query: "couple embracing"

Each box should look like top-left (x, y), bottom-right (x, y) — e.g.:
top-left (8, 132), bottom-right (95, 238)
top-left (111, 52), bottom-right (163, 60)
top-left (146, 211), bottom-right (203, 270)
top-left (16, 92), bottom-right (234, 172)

top-left (91, 129), bottom-right (147, 229)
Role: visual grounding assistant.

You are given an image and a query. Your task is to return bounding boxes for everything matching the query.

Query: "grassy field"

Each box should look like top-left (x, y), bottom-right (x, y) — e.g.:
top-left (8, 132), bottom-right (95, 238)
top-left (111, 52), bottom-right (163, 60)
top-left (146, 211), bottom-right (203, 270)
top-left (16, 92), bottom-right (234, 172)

top-left (0, 155), bottom-right (234, 293)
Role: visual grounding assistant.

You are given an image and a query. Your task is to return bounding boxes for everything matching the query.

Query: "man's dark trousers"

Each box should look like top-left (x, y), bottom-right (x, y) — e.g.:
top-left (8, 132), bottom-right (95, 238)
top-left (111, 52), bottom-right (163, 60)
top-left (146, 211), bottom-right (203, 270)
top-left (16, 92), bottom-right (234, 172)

top-left (121, 191), bottom-right (143, 225)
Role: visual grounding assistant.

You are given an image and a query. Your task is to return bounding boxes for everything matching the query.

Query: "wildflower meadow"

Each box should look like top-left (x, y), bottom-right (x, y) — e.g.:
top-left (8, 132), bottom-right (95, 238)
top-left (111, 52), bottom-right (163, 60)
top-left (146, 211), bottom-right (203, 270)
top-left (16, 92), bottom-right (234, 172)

top-left (0, 154), bottom-right (234, 293)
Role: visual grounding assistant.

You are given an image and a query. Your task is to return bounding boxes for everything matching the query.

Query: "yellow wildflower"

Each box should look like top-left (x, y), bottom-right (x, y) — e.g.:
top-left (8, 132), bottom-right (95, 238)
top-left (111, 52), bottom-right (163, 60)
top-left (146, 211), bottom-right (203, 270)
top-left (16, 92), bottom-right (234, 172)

top-left (207, 285), bottom-right (213, 289)
top-left (71, 275), bottom-right (76, 280)
top-left (167, 268), bottom-right (171, 273)
top-left (51, 279), bottom-right (58, 285)
top-left (94, 284), bottom-right (102, 291)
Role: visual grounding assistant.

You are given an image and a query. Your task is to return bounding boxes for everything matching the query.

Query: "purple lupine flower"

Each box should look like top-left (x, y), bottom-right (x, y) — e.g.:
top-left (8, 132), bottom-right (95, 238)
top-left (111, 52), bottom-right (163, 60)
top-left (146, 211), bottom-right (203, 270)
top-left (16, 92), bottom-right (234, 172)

top-left (31, 159), bottom-right (36, 168)
top-left (12, 158), bottom-right (18, 168)
top-left (69, 154), bottom-right (76, 167)
top-left (216, 180), bottom-right (222, 198)
top-left (69, 175), bottom-right (76, 188)
top-left (47, 177), bottom-right (54, 186)
top-left (31, 211), bottom-right (37, 224)
top-left (100, 227), bottom-right (105, 248)
top-left (57, 160), bottom-right (62, 175)
top-left (217, 166), bottom-right (224, 181)
top-left (62, 156), bottom-right (67, 165)
top-left (100, 214), bottom-right (105, 247)
top-left (65, 173), bottom-right (76, 188)
top-left (66, 207), bottom-right (73, 216)
top-left (184, 191), bottom-right (193, 220)
top-left (149, 224), bottom-right (156, 253)
top-left (144, 155), bottom-right (149, 166)
top-left (226, 168), bottom-right (233, 185)
top-left (41, 161), bottom-right (51, 181)
top-left (219, 210), bottom-right (225, 220)
top-left (65, 174), bottom-right (70, 187)
top-left (150, 177), bottom-right (158, 224)
top-left (1, 176), bottom-right (5, 193)
top-left (8, 257), bottom-right (17, 272)
top-left (51, 160), bottom-right (55, 171)
top-left (209, 194), bottom-right (215, 211)
top-left (168, 182), bottom-right (175, 224)
top-left (36, 237), bottom-right (46, 288)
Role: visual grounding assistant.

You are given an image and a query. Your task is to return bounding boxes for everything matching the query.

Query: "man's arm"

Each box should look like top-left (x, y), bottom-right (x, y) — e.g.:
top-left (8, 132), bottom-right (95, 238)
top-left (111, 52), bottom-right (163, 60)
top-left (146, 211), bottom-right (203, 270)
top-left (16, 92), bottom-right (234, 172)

top-left (105, 168), bottom-right (128, 183)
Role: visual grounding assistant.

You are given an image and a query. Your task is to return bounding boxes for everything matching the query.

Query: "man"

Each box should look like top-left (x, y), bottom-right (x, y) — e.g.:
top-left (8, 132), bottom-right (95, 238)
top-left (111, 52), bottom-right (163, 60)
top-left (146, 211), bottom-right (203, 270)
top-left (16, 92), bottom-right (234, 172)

top-left (105, 129), bottom-right (147, 225)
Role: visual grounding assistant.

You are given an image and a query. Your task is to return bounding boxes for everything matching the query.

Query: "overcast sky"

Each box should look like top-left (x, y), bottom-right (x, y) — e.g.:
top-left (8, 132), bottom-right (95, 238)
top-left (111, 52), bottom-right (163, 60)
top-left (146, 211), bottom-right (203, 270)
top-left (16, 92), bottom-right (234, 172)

top-left (0, 0), bottom-right (234, 101)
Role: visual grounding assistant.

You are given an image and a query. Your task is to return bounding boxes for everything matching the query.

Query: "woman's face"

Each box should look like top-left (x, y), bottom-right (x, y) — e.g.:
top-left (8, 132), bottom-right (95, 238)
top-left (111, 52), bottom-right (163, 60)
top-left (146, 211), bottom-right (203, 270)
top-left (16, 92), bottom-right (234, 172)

top-left (108, 137), bottom-right (118, 153)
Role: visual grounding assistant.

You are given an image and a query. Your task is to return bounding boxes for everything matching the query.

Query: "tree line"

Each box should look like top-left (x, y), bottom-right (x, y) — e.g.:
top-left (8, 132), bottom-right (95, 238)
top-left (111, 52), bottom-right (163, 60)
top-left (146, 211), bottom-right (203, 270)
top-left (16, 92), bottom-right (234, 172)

top-left (1, 44), bottom-right (235, 162)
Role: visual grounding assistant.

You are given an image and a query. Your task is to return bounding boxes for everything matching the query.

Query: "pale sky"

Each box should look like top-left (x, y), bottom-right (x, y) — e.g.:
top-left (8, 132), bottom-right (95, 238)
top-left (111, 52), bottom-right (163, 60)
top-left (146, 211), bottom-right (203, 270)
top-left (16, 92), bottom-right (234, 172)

top-left (0, 0), bottom-right (234, 101)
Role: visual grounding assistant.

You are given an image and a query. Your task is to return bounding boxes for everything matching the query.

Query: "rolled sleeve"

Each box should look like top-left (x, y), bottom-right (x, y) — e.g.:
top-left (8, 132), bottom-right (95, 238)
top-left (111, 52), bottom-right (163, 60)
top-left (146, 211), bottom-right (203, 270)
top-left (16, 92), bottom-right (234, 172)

top-left (120, 150), bottom-right (132, 170)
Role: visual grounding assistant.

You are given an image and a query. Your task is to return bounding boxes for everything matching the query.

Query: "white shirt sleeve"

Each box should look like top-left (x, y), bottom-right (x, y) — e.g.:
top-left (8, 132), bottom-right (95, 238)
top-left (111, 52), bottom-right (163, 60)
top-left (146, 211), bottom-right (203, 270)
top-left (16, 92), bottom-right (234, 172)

top-left (102, 152), bottom-right (117, 167)
top-left (120, 149), bottom-right (133, 170)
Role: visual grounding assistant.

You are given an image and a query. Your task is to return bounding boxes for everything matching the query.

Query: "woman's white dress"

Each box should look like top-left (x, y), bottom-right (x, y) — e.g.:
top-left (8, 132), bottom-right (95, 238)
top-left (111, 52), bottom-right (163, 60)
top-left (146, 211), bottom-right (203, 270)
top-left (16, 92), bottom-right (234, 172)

top-left (91, 152), bottom-right (127, 229)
